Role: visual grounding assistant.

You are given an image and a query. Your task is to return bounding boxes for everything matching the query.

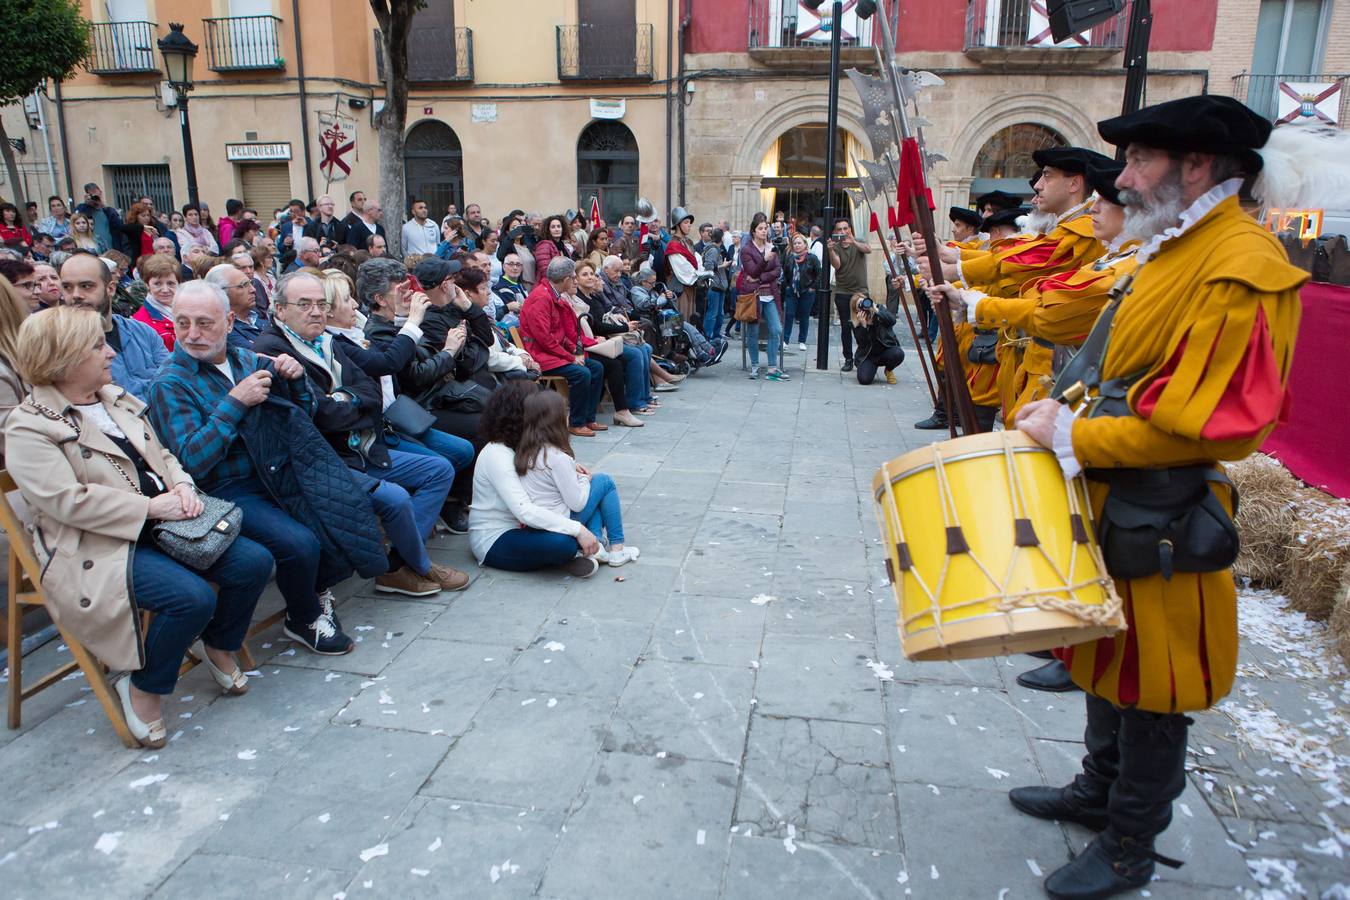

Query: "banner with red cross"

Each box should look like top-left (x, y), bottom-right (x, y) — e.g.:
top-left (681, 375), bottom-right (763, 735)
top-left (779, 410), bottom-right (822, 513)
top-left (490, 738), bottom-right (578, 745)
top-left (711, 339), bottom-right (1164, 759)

top-left (318, 110), bottom-right (357, 184)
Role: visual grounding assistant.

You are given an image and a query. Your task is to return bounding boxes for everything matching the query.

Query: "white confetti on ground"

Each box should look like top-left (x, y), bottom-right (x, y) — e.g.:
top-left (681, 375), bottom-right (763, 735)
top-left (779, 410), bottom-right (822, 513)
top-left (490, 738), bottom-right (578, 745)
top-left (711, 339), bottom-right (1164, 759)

top-left (1026, 859), bottom-right (1043, 876)
top-left (750, 594), bottom-right (776, 606)
top-left (897, 870), bottom-right (909, 884)
top-left (945, 714), bottom-right (958, 726)
top-left (1247, 857), bottom-right (1306, 896)
top-left (359, 843), bottom-right (388, 863)
top-left (129, 774), bottom-right (168, 790)
top-left (632, 795), bottom-right (644, 805)
top-left (547, 698), bottom-right (558, 708)
top-left (489, 859), bottom-right (520, 883)
top-left (378, 690), bottom-right (394, 705)
top-left (931, 865), bottom-right (940, 879)
top-left (865, 659), bottom-right (894, 681)
top-left (783, 823), bottom-right (798, 854)
top-left (521, 698), bottom-right (537, 706)
top-left (325, 672), bottom-right (342, 682)
top-left (410, 868), bottom-right (429, 877)
top-left (696, 829), bottom-right (706, 846)
top-left (986, 767), bottom-right (1011, 780)
top-left (94, 832), bottom-right (122, 855)
top-left (427, 837), bottom-right (442, 852)
top-left (317, 813), bottom-right (331, 824)
top-left (543, 641), bottom-right (566, 652)
top-left (236, 749), bottom-right (258, 761)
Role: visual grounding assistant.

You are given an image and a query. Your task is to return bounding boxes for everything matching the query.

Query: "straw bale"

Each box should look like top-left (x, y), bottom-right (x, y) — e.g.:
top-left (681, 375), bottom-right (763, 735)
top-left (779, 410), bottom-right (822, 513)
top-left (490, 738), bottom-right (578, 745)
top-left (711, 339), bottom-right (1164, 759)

top-left (1284, 486), bottom-right (1350, 622)
top-left (1330, 560), bottom-right (1350, 668)
top-left (1227, 454), bottom-right (1299, 586)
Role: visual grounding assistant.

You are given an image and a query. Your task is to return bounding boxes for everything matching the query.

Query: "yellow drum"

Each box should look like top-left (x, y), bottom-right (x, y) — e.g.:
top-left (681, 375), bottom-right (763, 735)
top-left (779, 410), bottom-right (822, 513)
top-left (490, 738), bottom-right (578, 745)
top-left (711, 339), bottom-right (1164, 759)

top-left (872, 431), bottom-right (1124, 661)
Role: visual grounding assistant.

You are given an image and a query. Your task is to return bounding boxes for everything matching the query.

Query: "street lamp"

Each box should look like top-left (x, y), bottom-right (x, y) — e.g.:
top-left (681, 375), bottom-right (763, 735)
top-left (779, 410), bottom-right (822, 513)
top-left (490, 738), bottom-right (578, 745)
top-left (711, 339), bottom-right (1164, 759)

top-left (802, 0), bottom-right (877, 370)
top-left (158, 22), bottom-right (200, 207)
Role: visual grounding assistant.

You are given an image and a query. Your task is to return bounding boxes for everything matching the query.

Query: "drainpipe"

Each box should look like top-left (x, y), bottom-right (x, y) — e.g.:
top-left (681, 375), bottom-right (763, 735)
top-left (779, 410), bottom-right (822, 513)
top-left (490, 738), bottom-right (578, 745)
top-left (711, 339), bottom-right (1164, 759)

top-left (678, 0), bottom-right (691, 206)
top-left (665, 0), bottom-right (674, 216)
top-left (291, 0), bottom-right (316, 201)
top-left (53, 80), bottom-right (74, 202)
top-left (33, 88), bottom-right (58, 197)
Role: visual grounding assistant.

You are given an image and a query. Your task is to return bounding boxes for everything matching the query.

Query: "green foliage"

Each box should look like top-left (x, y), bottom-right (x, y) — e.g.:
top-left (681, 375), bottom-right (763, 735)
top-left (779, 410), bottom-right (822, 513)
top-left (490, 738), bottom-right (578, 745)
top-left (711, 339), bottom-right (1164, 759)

top-left (0, 0), bottom-right (92, 103)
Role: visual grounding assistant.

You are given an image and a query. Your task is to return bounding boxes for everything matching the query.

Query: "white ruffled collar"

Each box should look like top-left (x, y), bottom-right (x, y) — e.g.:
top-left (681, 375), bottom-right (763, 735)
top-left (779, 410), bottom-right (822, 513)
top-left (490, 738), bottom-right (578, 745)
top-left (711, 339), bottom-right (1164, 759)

top-left (1136, 178), bottom-right (1243, 264)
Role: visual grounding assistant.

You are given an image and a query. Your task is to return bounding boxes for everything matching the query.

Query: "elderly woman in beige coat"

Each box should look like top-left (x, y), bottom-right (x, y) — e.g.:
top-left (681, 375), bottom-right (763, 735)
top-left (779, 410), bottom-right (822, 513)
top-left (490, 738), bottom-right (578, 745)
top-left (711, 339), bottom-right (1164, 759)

top-left (4, 306), bottom-right (274, 749)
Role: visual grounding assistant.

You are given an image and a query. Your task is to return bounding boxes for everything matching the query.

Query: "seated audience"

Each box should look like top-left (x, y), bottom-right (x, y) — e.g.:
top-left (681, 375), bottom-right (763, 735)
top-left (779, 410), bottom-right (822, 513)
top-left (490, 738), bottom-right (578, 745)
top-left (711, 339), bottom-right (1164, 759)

top-left (456, 266), bottom-right (539, 379)
top-left (0, 258), bottom-right (38, 313)
top-left (0, 275), bottom-right (31, 460)
top-left (574, 260), bottom-right (647, 424)
top-left (468, 380), bottom-right (601, 576)
top-left (205, 262), bottom-right (269, 349)
top-left (7, 305), bottom-right (272, 748)
top-left (32, 262), bottom-right (63, 310)
top-left (519, 257), bottom-right (606, 437)
top-left (131, 253), bottom-right (180, 349)
top-left (517, 389), bottom-right (639, 565)
top-left (58, 251), bottom-right (167, 400)
top-left (251, 271), bottom-right (467, 595)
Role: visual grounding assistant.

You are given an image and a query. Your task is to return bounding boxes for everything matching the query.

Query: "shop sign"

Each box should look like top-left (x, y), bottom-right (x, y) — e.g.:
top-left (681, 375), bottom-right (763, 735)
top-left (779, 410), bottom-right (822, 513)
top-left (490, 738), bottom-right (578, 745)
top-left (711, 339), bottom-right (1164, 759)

top-left (226, 142), bottom-right (292, 162)
top-left (589, 99), bottom-right (625, 120)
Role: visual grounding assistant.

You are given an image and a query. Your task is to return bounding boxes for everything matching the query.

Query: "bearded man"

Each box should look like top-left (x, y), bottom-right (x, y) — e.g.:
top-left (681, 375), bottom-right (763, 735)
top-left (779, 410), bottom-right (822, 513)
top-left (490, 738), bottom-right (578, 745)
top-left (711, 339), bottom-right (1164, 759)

top-left (1010, 95), bottom-right (1309, 900)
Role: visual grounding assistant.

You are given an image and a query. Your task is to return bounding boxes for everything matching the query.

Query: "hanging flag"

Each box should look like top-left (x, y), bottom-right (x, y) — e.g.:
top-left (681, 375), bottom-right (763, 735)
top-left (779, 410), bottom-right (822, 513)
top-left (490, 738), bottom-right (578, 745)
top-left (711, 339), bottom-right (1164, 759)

top-left (893, 138), bottom-right (934, 229)
top-left (1026, 0), bottom-right (1091, 47)
top-left (318, 110), bottom-right (357, 184)
top-left (589, 196), bottom-right (601, 229)
top-left (796, 0), bottom-right (862, 43)
top-left (1276, 81), bottom-right (1342, 125)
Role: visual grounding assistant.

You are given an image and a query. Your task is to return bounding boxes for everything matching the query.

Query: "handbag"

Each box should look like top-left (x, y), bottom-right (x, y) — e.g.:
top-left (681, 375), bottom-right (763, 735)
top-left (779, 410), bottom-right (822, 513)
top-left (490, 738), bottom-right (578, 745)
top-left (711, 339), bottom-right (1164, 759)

top-left (32, 399), bottom-right (241, 571)
top-left (586, 336), bottom-right (624, 359)
top-left (425, 377), bottom-right (494, 413)
top-left (383, 395), bottom-right (436, 438)
top-left (734, 292), bottom-right (759, 323)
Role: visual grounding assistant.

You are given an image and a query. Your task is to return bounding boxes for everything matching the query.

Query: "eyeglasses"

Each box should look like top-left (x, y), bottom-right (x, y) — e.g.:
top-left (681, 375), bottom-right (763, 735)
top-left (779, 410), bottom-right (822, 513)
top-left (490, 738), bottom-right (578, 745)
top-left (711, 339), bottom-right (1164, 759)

top-left (288, 299), bottom-right (332, 312)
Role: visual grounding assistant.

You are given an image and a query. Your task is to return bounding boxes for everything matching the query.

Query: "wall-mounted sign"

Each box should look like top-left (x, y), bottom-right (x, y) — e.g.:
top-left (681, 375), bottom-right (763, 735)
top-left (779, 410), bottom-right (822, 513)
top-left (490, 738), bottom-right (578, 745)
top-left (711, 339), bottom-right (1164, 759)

top-left (423, 107), bottom-right (434, 115)
top-left (590, 99), bottom-right (625, 120)
top-left (471, 103), bottom-right (498, 123)
top-left (226, 142), bottom-right (292, 162)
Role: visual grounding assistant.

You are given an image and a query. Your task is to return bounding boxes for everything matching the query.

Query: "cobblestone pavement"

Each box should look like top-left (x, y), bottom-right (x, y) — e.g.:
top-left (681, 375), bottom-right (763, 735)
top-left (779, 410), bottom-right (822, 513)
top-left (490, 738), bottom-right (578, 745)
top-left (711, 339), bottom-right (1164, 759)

top-left (2, 345), bottom-right (1347, 899)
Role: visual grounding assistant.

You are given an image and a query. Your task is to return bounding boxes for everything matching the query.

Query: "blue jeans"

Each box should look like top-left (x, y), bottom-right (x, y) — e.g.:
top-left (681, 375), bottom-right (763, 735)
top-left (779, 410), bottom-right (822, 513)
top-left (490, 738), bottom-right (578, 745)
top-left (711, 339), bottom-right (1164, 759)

top-left (130, 536), bottom-right (272, 694)
top-left (482, 527), bottom-right (579, 571)
top-left (703, 288), bottom-right (725, 339)
top-left (621, 343), bottom-right (652, 409)
top-left (358, 449), bottom-right (454, 577)
top-left (389, 427), bottom-right (475, 475)
top-left (214, 479), bottom-right (325, 623)
top-left (746, 299), bottom-right (782, 369)
top-left (570, 472), bottom-right (624, 545)
top-left (783, 287), bottom-right (815, 344)
top-left (545, 360), bottom-right (604, 426)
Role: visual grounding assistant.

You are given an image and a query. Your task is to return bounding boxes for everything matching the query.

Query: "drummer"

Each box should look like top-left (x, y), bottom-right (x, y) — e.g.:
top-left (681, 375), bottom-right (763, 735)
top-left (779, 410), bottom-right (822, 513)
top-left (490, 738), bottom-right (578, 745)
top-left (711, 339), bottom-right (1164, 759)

top-left (1011, 96), bottom-right (1305, 899)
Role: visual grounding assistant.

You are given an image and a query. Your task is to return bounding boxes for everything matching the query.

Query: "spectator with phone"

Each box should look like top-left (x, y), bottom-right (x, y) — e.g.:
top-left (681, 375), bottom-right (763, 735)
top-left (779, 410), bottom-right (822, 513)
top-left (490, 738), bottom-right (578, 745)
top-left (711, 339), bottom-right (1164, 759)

top-left (849, 292), bottom-right (905, 386)
top-left (828, 219), bottom-right (871, 373)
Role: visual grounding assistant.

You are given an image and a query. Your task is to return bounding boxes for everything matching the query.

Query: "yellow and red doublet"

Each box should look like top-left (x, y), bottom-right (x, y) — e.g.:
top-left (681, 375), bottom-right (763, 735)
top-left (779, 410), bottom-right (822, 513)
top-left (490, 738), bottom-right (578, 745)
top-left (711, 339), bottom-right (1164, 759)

top-left (1058, 195), bottom-right (1305, 713)
top-left (957, 207), bottom-right (1104, 300)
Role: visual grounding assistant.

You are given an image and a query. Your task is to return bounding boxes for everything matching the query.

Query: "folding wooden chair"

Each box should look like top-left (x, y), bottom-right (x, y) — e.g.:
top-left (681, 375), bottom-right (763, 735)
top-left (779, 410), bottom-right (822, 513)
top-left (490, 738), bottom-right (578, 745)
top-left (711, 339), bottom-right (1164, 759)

top-left (509, 326), bottom-right (569, 401)
top-left (1, 471), bottom-right (140, 747)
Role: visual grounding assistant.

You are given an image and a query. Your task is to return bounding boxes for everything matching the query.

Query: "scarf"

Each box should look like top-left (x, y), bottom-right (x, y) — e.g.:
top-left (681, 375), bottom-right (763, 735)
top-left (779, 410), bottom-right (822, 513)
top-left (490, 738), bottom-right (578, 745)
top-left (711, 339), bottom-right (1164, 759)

top-left (183, 222), bottom-right (212, 246)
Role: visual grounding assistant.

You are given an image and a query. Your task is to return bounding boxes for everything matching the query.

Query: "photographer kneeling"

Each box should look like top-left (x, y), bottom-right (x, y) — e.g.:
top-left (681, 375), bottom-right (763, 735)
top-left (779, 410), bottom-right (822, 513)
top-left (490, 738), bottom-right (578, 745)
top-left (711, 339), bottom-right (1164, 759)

top-left (850, 293), bottom-right (905, 386)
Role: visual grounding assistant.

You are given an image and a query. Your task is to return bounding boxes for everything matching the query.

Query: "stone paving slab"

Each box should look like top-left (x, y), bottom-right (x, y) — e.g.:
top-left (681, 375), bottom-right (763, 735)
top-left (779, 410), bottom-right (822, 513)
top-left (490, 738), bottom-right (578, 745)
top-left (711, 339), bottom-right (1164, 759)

top-left (4, 362), bottom-right (1346, 899)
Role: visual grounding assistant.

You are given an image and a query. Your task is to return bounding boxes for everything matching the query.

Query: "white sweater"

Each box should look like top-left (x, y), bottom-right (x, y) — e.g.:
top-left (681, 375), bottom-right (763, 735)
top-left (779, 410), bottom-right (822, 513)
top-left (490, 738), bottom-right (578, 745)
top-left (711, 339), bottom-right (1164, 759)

top-left (518, 446), bottom-right (590, 519)
top-left (468, 442), bottom-right (582, 564)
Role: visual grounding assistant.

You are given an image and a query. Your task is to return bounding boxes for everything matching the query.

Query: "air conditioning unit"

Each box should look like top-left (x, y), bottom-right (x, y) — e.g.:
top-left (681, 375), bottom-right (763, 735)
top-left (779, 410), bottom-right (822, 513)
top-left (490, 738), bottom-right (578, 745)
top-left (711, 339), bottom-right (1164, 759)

top-left (161, 82), bottom-right (177, 108)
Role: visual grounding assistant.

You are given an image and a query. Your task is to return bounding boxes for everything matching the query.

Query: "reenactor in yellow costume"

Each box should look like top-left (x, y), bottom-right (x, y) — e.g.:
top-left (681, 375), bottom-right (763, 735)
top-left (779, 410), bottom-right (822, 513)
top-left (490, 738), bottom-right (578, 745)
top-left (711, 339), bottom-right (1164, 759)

top-left (1008, 96), bottom-right (1307, 900)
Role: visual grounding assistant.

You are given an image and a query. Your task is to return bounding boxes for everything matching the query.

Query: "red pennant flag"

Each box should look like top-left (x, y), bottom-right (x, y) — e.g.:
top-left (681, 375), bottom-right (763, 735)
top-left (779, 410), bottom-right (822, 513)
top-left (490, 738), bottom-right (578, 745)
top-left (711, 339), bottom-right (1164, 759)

top-left (894, 138), bottom-right (935, 229)
top-left (887, 206), bottom-right (898, 230)
top-left (589, 196), bottom-right (601, 230)
top-left (869, 211), bottom-right (880, 234)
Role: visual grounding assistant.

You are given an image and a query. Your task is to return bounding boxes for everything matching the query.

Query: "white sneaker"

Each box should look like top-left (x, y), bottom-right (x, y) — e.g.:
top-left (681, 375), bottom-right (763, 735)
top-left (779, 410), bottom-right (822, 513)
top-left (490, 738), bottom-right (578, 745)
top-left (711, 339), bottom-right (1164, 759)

top-left (799, 342), bottom-right (807, 351)
top-left (607, 546), bottom-right (640, 567)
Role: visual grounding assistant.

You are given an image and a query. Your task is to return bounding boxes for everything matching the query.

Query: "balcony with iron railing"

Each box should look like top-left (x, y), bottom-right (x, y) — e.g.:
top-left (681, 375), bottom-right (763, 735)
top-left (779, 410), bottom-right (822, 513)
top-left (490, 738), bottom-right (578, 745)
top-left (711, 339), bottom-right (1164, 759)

top-left (87, 21), bottom-right (160, 75)
top-left (964, 0), bottom-right (1127, 65)
top-left (747, 0), bottom-right (879, 68)
top-left (374, 27), bottom-right (474, 84)
top-left (203, 15), bottom-right (284, 71)
top-left (1233, 73), bottom-right (1349, 127)
top-left (556, 23), bottom-right (653, 81)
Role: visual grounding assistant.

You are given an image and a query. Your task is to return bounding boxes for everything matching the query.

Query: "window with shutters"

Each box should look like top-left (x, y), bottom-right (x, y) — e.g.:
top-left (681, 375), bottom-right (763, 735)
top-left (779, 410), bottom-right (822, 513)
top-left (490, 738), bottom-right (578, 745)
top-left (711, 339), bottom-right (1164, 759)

top-left (238, 163), bottom-right (293, 220)
top-left (106, 164), bottom-right (173, 215)
top-left (577, 121), bottom-right (638, 225)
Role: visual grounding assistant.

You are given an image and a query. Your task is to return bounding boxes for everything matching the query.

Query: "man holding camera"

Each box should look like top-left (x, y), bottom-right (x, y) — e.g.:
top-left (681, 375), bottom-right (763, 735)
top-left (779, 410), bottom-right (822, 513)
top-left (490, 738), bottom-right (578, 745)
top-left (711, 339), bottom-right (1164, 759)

top-left (849, 293), bottom-right (904, 386)
top-left (827, 218), bottom-right (870, 372)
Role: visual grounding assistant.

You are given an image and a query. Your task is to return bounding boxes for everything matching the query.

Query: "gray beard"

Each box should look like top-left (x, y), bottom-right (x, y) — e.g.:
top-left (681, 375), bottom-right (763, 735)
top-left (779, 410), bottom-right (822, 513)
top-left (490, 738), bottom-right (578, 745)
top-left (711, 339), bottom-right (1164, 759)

top-left (1025, 211), bottom-right (1056, 234)
top-left (1120, 171), bottom-right (1187, 242)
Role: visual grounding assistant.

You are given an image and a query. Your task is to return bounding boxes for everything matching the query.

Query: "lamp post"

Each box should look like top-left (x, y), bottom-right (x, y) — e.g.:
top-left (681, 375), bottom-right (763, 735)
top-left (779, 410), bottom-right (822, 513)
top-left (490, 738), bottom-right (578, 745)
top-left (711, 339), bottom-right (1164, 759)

top-left (803, 0), bottom-right (877, 371)
top-left (158, 23), bottom-right (200, 207)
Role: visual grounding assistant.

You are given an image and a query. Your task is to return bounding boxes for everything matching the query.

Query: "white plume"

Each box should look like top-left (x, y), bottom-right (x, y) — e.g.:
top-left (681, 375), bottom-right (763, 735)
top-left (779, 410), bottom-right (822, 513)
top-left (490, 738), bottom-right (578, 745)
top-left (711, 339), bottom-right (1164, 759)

top-left (1251, 122), bottom-right (1350, 210)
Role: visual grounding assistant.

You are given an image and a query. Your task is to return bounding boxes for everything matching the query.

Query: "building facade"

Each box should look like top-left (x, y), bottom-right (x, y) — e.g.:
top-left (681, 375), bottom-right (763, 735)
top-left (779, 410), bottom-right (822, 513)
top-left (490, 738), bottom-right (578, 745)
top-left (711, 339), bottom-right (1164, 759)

top-left (4, 0), bottom-right (679, 228)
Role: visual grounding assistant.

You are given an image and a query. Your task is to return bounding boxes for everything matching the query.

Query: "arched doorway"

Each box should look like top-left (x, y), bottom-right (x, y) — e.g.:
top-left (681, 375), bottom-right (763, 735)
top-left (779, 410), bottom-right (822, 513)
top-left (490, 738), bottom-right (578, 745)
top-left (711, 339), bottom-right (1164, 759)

top-left (577, 121), bottom-right (639, 224)
top-left (759, 124), bottom-right (860, 230)
top-left (404, 121), bottom-right (463, 221)
top-left (969, 122), bottom-right (1065, 204)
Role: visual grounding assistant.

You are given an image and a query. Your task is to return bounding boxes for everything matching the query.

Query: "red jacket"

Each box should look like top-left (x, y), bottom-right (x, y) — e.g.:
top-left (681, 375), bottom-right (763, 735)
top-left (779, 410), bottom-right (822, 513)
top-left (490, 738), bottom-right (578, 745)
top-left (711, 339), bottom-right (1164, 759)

top-left (519, 280), bottom-right (581, 371)
top-left (133, 302), bottom-right (176, 350)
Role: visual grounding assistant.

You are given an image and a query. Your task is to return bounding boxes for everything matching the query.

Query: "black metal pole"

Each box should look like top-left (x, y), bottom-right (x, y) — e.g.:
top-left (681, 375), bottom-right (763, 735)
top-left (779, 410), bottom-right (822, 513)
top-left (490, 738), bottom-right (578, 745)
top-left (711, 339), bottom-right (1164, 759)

top-left (815, 0), bottom-right (843, 371)
top-left (178, 92), bottom-right (199, 207)
top-left (1116, 0), bottom-right (1153, 160)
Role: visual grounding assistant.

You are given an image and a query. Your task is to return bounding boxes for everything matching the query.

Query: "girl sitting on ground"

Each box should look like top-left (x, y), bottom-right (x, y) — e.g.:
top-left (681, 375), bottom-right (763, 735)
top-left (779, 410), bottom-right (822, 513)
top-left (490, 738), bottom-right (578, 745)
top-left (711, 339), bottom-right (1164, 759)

top-left (515, 389), bottom-right (640, 566)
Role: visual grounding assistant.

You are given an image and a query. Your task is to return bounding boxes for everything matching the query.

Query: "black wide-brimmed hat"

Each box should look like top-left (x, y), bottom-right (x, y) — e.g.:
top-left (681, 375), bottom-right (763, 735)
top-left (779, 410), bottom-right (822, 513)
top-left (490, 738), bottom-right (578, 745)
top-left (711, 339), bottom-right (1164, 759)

top-left (1086, 159), bottom-right (1126, 205)
top-left (1032, 146), bottom-right (1117, 176)
top-left (983, 207), bottom-right (1029, 231)
top-left (950, 206), bottom-right (982, 228)
top-left (1097, 95), bottom-right (1272, 174)
top-left (974, 190), bottom-right (1022, 212)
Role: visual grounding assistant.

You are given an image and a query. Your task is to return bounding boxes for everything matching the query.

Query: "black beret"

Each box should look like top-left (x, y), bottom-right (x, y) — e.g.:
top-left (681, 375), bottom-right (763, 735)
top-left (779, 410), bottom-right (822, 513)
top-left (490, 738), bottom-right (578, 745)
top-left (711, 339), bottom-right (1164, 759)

top-left (1032, 146), bottom-right (1117, 176)
top-left (413, 256), bottom-right (462, 289)
top-left (974, 190), bottom-right (1022, 212)
top-left (949, 207), bottom-right (982, 228)
top-left (983, 207), bottom-right (1029, 231)
top-left (1086, 159), bottom-right (1126, 206)
top-left (1097, 95), bottom-right (1272, 174)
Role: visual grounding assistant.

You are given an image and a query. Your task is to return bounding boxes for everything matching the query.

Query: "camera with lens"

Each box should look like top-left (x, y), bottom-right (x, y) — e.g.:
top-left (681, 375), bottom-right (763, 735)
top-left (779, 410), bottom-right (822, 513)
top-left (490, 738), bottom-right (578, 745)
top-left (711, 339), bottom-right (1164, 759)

top-left (858, 297), bottom-right (874, 311)
top-left (832, 231), bottom-right (847, 241)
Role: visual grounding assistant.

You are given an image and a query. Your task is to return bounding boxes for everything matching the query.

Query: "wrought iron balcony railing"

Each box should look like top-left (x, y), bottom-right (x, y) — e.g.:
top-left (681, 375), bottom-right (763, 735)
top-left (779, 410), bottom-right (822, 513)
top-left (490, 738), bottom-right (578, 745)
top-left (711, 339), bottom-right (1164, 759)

top-left (1233, 73), bottom-right (1349, 126)
top-left (203, 15), bottom-right (284, 71)
top-left (87, 21), bottom-right (159, 75)
top-left (556, 23), bottom-right (653, 81)
top-left (746, 0), bottom-right (877, 52)
top-left (374, 26), bottom-right (474, 83)
top-left (964, 0), bottom-right (1127, 53)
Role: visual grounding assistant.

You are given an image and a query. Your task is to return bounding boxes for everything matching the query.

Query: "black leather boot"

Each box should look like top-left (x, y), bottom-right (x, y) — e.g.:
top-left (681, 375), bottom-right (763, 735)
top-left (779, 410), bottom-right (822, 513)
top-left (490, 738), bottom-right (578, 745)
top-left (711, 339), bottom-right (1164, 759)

top-left (1010, 694), bottom-right (1118, 832)
top-left (1016, 659), bottom-right (1081, 692)
top-left (1042, 706), bottom-right (1189, 900)
top-left (914, 409), bottom-right (948, 430)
